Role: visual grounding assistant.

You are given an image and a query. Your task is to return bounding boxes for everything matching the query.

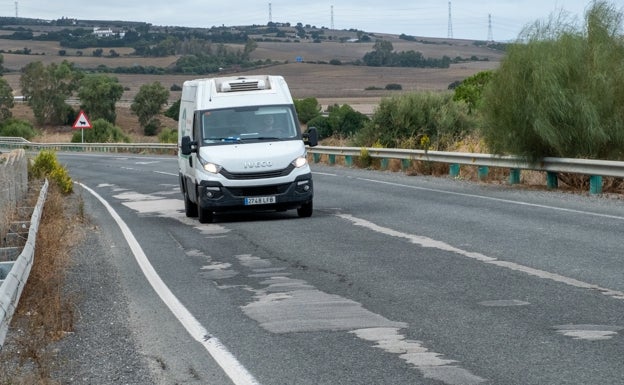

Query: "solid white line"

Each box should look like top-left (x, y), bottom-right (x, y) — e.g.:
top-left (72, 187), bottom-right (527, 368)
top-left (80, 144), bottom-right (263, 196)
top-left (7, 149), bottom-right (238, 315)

top-left (154, 170), bottom-right (178, 176)
top-left (338, 213), bottom-right (624, 301)
top-left (78, 182), bottom-right (261, 385)
top-left (356, 177), bottom-right (624, 221)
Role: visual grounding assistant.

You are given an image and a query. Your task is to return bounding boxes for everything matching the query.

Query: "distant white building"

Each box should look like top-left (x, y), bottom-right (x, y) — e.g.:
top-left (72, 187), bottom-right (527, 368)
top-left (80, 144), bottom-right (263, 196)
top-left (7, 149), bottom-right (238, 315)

top-left (92, 27), bottom-right (125, 38)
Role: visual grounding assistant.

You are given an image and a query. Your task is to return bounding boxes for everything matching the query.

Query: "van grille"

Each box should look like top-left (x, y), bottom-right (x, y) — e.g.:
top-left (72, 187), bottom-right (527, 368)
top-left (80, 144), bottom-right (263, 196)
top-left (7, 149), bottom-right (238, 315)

top-left (219, 164), bottom-right (294, 180)
top-left (227, 184), bottom-right (290, 197)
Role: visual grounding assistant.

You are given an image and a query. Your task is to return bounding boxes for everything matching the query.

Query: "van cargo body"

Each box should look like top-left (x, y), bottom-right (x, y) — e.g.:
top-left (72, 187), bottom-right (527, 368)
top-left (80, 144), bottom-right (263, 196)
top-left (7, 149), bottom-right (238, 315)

top-left (178, 75), bottom-right (318, 223)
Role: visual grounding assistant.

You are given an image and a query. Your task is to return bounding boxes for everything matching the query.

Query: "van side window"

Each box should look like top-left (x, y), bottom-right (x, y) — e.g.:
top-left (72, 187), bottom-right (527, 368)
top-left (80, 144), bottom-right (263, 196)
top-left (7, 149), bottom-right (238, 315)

top-left (193, 111), bottom-right (202, 143)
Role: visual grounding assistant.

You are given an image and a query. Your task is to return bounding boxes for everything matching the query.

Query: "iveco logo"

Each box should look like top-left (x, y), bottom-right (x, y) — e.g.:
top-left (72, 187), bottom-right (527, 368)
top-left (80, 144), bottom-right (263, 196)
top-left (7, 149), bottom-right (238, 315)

top-left (244, 161), bottom-right (273, 169)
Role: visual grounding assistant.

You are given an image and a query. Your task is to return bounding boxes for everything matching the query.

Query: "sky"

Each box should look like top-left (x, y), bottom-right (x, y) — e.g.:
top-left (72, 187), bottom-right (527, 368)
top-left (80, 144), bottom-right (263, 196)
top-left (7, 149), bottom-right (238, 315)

top-left (3, 1), bottom-right (599, 41)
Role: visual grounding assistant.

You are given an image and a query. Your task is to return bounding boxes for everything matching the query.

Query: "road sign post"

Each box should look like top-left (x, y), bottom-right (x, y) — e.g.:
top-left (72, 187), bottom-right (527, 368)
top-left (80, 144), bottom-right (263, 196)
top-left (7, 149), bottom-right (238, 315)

top-left (72, 110), bottom-right (92, 143)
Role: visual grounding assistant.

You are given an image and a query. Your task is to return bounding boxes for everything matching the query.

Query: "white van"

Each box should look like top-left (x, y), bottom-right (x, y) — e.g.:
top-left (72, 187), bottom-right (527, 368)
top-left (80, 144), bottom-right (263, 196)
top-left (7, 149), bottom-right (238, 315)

top-left (178, 75), bottom-right (318, 223)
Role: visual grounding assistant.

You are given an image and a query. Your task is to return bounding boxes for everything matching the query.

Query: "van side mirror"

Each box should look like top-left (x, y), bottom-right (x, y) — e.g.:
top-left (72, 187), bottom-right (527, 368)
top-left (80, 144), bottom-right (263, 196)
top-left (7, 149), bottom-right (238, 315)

top-left (303, 127), bottom-right (318, 147)
top-left (180, 136), bottom-right (197, 155)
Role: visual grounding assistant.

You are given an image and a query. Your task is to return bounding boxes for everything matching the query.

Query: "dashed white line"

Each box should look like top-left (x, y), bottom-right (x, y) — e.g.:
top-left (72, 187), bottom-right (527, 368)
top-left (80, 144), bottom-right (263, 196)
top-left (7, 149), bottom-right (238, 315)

top-left (338, 213), bottom-right (624, 301)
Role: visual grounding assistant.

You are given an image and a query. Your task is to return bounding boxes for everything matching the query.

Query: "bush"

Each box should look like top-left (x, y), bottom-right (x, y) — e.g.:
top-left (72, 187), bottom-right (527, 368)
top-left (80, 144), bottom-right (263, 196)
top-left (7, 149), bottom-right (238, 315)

top-left (0, 119), bottom-right (37, 140)
top-left (143, 119), bottom-right (160, 136)
top-left (159, 127), bottom-right (178, 143)
top-left (385, 83), bottom-right (403, 90)
top-left (307, 115), bottom-right (331, 140)
top-left (353, 92), bottom-right (476, 150)
top-left (481, 2), bottom-right (624, 161)
top-left (30, 150), bottom-right (73, 194)
top-left (70, 118), bottom-right (130, 143)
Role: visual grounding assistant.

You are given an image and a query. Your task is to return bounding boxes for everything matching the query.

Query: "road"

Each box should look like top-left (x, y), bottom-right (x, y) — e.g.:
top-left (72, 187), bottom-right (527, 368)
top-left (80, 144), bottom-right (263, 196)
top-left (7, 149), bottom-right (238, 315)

top-left (57, 152), bottom-right (624, 385)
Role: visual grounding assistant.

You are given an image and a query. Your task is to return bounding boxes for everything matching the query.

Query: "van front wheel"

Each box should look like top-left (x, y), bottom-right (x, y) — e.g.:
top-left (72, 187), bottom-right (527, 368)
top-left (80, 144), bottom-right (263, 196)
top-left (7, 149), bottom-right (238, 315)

top-left (184, 190), bottom-right (198, 217)
top-left (297, 201), bottom-right (313, 218)
top-left (198, 207), bottom-right (214, 223)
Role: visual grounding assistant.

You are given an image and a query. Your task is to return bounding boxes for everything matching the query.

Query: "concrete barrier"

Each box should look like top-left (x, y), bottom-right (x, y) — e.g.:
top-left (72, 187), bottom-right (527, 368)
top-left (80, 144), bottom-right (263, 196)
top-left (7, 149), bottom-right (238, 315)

top-left (0, 149), bottom-right (36, 349)
top-left (0, 179), bottom-right (47, 349)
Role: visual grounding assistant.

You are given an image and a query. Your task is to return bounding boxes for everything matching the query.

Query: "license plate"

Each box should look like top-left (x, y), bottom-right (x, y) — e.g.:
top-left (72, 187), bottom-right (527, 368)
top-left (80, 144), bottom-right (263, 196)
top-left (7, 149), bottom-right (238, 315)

top-left (244, 196), bottom-right (276, 205)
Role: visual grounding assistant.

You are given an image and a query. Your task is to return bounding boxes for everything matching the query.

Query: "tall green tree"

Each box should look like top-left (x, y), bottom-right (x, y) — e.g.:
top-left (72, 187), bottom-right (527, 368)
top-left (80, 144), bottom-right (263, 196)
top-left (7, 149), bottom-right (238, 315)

top-left (0, 78), bottom-right (14, 123)
top-left (130, 81), bottom-right (169, 134)
top-left (20, 60), bottom-right (81, 125)
top-left (78, 74), bottom-right (124, 124)
top-left (480, 1), bottom-right (624, 161)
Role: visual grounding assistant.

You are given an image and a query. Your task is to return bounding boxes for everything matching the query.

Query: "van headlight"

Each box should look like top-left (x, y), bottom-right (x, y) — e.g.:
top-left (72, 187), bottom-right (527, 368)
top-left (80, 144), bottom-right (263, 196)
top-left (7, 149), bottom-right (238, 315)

top-left (198, 156), bottom-right (222, 174)
top-left (291, 156), bottom-right (308, 168)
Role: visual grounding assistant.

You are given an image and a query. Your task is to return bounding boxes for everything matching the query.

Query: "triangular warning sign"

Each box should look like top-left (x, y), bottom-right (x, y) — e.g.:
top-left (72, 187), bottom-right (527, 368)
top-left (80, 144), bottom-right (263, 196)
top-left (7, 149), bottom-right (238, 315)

top-left (72, 110), bottom-right (92, 129)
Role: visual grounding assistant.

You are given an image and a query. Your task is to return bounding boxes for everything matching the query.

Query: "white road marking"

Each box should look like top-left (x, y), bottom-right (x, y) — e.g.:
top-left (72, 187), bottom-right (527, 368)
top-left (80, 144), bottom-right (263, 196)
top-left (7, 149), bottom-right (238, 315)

top-left (478, 300), bottom-right (530, 307)
top-left (154, 170), bottom-right (178, 176)
top-left (233, 256), bottom-right (486, 384)
top-left (355, 177), bottom-right (624, 221)
top-left (352, 328), bottom-right (486, 385)
top-left (554, 325), bottom-right (623, 341)
top-left (338, 213), bottom-right (624, 301)
top-left (78, 182), bottom-right (261, 385)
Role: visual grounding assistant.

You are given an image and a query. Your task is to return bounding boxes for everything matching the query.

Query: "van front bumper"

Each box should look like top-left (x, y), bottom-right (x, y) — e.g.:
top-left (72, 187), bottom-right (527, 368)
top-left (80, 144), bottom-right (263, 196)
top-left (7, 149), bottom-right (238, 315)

top-left (198, 173), bottom-right (313, 212)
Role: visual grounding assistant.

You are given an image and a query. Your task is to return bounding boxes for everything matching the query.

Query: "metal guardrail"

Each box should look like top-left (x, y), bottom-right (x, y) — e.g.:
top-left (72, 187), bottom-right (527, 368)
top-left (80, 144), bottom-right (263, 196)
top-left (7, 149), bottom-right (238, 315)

top-left (0, 179), bottom-right (48, 349)
top-left (0, 139), bottom-right (175, 154)
top-left (309, 146), bottom-right (624, 178)
top-left (2, 137), bottom-right (623, 193)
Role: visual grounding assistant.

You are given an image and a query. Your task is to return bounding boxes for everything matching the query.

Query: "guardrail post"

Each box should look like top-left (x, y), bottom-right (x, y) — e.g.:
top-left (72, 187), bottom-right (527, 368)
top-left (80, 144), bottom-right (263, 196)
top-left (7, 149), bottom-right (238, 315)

top-left (401, 159), bottom-right (411, 171)
top-left (478, 166), bottom-right (489, 180)
top-left (328, 154), bottom-right (336, 165)
top-left (547, 172), bottom-right (558, 189)
top-left (313, 153), bottom-right (321, 163)
top-left (380, 158), bottom-right (389, 170)
top-left (344, 155), bottom-right (353, 167)
top-left (589, 175), bottom-right (602, 194)
top-left (449, 163), bottom-right (460, 177)
top-left (509, 169), bottom-right (521, 184)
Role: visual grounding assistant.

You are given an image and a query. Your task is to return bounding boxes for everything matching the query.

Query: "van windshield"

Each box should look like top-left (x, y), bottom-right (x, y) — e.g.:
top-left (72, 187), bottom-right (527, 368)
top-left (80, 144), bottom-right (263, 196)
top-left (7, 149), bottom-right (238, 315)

top-left (200, 105), bottom-right (300, 144)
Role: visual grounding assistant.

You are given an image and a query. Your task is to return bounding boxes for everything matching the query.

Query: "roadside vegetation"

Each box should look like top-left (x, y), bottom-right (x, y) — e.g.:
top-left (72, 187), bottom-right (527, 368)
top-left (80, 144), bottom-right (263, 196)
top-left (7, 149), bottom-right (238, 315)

top-left (0, 153), bottom-right (83, 384)
top-left (0, 1), bottom-right (622, 192)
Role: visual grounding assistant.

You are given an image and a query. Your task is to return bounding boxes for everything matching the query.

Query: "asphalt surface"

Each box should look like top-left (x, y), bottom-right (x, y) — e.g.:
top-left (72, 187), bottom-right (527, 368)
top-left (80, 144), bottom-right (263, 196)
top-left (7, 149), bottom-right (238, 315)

top-left (13, 153), bottom-right (624, 384)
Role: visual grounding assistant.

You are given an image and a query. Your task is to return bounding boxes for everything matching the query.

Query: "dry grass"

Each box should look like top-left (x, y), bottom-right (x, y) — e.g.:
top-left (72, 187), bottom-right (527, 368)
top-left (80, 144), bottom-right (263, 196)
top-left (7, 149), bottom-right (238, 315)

top-left (0, 183), bottom-right (85, 384)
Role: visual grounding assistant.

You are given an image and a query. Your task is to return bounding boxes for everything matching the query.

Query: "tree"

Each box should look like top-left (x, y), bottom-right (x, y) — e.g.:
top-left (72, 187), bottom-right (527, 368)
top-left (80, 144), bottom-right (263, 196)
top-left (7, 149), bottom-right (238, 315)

top-left (131, 81), bottom-right (169, 134)
top-left (78, 74), bottom-right (124, 124)
top-left (242, 39), bottom-right (258, 60)
top-left (480, 1), bottom-right (624, 161)
top-left (453, 70), bottom-right (493, 114)
top-left (0, 78), bottom-right (14, 123)
top-left (363, 40), bottom-right (394, 66)
top-left (293, 97), bottom-right (321, 124)
top-left (20, 60), bottom-right (81, 125)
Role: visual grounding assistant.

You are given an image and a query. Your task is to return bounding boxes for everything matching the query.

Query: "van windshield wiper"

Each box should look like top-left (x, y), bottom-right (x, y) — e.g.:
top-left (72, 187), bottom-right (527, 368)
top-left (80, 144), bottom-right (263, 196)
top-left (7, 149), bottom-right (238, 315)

top-left (206, 136), bottom-right (242, 143)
